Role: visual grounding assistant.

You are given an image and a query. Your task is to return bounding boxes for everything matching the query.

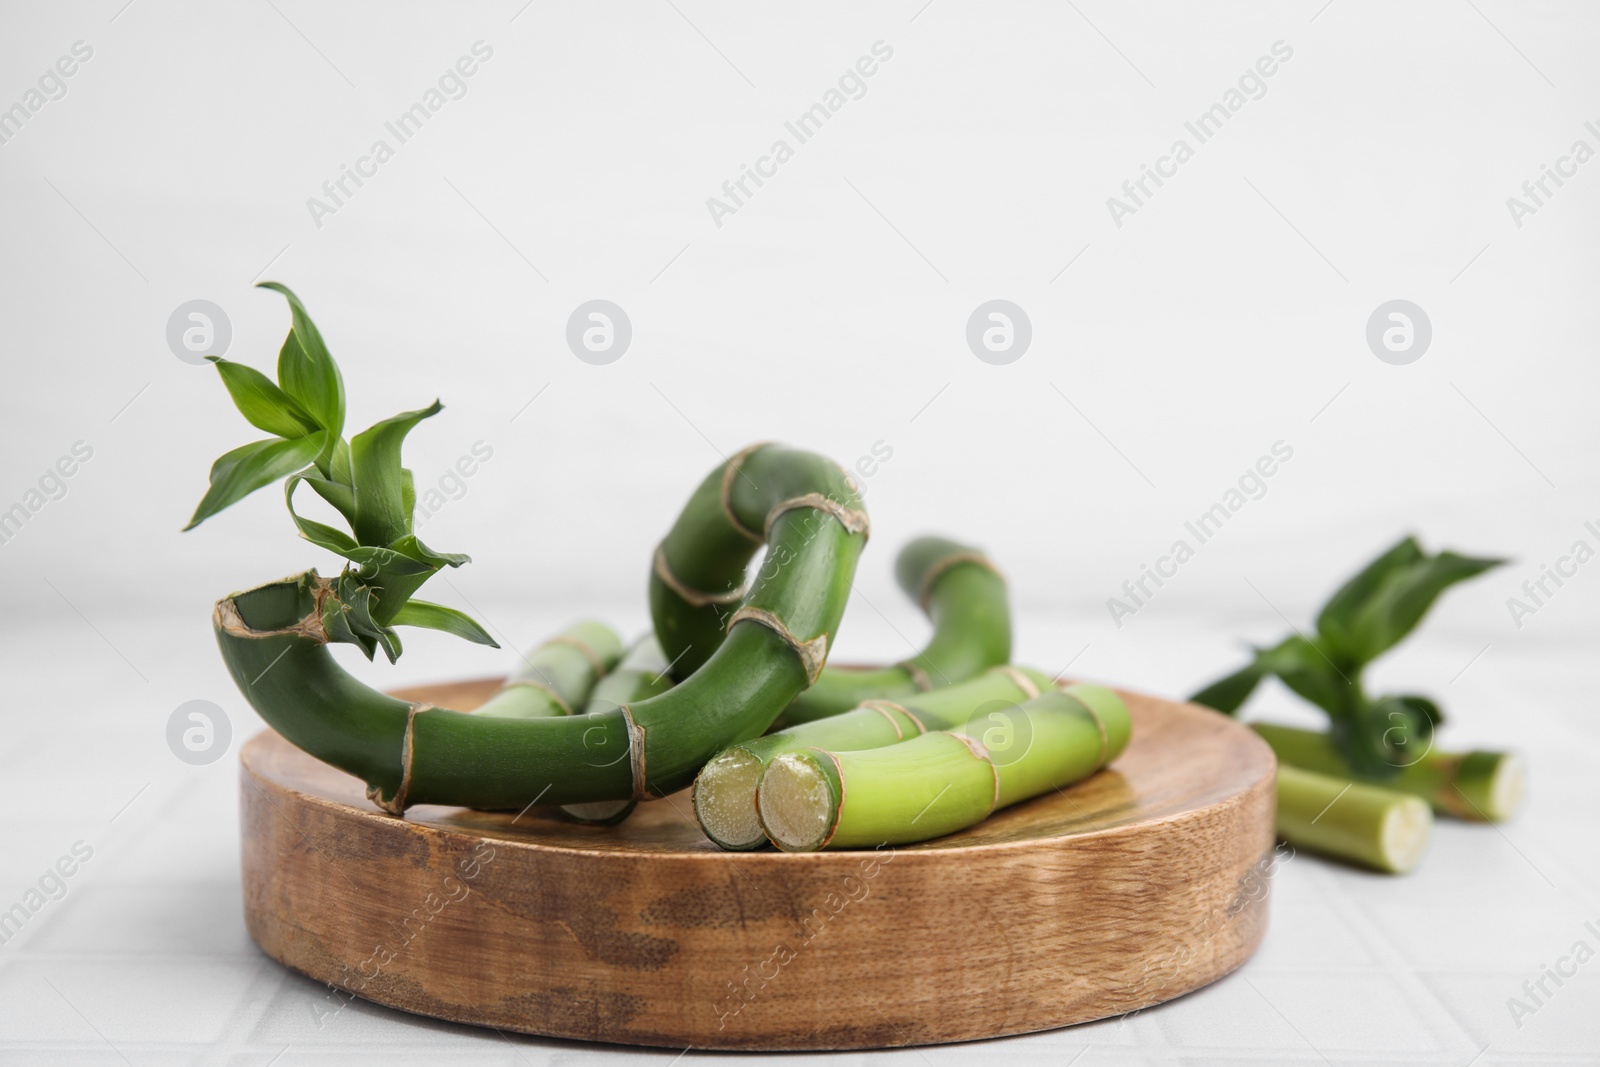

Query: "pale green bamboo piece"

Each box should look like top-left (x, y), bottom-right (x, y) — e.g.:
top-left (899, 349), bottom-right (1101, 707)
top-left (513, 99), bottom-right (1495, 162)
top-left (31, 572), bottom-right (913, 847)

top-left (693, 665), bottom-right (1051, 850)
top-left (758, 684), bottom-right (1131, 852)
top-left (473, 621), bottom-right (623, 719)
top-left (1252, 722), bottom-right (1523, 822)
top-left (1274, 763), bottom-right (1433, 874)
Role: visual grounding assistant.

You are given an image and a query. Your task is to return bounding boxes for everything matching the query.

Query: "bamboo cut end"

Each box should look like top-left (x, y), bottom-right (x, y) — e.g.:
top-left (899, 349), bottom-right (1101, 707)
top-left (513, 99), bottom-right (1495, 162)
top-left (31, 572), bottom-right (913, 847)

top-left (760, 753), bottom-right (836, 852)
top-left (1381, 795), bottom-right (1434, 874)
top-left (1458, 750), bottom-right (1525, 822)
top-left (692, 749), bottom-right (768, 850)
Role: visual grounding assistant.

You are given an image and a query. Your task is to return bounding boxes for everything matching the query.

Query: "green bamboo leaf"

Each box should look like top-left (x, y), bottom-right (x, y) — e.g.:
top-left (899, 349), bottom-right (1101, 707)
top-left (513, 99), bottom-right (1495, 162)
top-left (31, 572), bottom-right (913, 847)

top-left (258, 282), bottom-right (345, 442)
top-left (342, 579), bottom-right (401, 662)
top-left (1257, 636), bottom-right (1356, 719)
top-left (1315, 536), bottom-right (1423, 661)
top-left (349, 402), bottom-right (442, 546)
top-left (304, 438), bottom-right (357, 524)
top-left (185, 433), bottom-right (327, 530)
top-left (344, 583), bottom-right (402, 663)
top-left (390, 599), bottom-right (500, 648)
top-left (1339, 694), bottom-right (1442, 778)
top-left (1189, 659), bottom-right (1265, 715)
top-left (329, 437), bottom-right (353, 484)
top-left (303, 474), bottom-right (356, 525)
top-left (319, 591), bottom-right (374, 660)
top-left (1347, 551), bottom-right (1505, 662)
top-left (209, 358), bottom-right (319, 439)
top-left (285, 473), bottom-right (361, 557)
top-left (389, 533), bottom-right (469, 570)
top-left (284, 476), bottom-right (436, 580)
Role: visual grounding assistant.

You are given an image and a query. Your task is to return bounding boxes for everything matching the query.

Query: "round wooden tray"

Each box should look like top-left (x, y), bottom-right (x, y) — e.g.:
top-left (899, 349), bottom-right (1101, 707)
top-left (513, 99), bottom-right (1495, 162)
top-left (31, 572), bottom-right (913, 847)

top-left (241, 677), bottom-right (1276, 1051)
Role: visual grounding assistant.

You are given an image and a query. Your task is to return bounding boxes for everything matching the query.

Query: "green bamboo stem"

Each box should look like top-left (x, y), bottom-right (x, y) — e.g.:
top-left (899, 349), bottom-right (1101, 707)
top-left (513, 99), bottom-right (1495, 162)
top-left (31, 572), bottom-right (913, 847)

top-left (1251, 722), bottom-right (1523, 822)
top-left (561, 636), bottom-right (675, 825)
top-left (694, 665), bottom-right (1051, 850)
top-left (779, 536), bottom-right (1011, 725)
top-left (757, 685), bottom-right (1131, 852)
top-left (1274, 764), bottom-right (1433, 874)
top-left (473, 621), bottom-right (623, 719)
top-left (215, 444), bottom-right (868, 814)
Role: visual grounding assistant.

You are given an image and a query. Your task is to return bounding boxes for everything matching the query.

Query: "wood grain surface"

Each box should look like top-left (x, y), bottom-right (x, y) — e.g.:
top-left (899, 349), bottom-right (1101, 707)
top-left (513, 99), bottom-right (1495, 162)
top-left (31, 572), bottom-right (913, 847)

top-left (240, 677), bottom-right (1277, 1050)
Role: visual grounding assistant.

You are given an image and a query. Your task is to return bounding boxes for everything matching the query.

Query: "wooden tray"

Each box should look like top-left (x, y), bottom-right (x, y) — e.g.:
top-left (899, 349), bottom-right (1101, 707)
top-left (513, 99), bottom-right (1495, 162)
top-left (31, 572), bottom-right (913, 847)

top-left (240, 677), bottom-right (1276, 1051)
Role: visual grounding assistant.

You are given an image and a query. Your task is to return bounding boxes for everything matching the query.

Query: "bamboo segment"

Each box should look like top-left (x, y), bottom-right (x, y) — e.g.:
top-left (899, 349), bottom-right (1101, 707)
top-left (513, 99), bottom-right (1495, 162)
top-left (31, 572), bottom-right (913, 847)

top-left (1251, 722), bottom-right (1523, 822)
top-left (694, 666), bottom-right (1051, 850)
top-left (473, 621), bottom-right (623, 719)
top-left (1274, 764), bottom-right (1433, 874)
top-left (214, 445), bottom-right (868, 814)
top-left (758, 685), bottom-right (1131, 852)
top-left (781, 536), bottom-right (1011, 724)
top-left (561, 636), bottom-right (675, 825)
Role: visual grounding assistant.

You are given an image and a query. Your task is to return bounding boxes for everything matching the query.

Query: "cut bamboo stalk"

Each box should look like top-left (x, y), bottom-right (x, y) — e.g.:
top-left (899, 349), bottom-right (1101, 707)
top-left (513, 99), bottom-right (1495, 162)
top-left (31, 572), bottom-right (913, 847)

top-left (758, 685), bottom-right (1131, 852)
top-left (1251, 722), bottom-right (1523, 822)
top-left (1274, 764), bottom-right (1433, 874)
top-left (694, 666), bottom-right (1050, 850)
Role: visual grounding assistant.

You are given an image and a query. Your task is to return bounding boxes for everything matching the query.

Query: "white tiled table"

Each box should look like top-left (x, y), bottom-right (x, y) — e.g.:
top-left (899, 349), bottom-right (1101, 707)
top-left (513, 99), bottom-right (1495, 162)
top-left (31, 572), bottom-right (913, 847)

top-left (2, 607), bottom-right (1596, 1066)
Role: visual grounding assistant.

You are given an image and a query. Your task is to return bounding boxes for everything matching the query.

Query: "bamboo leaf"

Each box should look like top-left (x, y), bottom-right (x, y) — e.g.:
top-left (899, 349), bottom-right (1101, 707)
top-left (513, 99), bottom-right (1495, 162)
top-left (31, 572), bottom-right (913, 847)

top-left (389, 533), bottom-right (469, 570)
top-left (327, 574), bottom-right (403, 663)
top-left (1341, 694), bottom-right (1442, 778)
top-left (1346, 551), bottom-right (1505, 662)
top-left (306, 438), bottom-right (357, 524)
top-left (1257, 636), bottom-right (1355, 720)
top-left (185, 433), bottom-right (327, 530)
top-left (258, 282), bottom-right (345, 442)
top-left (329, 437), bottom-right (353, 484)
top-left (319, 592), bottom-right (374, 660)
top-left (303, 474), bottom-right (356, 525)
top-left (390, 599), bottom-right (500, 648)
top-left (1315, 536), bottom-right (1423, 662)
top-left (285, 473), bottom-right (361, 557)
top-left (349, 401), bottom-right (442, 546)
top-left (1189, 659), bottom-right (1265, 715)
top-left (210, 358), bottom-right (320, 439)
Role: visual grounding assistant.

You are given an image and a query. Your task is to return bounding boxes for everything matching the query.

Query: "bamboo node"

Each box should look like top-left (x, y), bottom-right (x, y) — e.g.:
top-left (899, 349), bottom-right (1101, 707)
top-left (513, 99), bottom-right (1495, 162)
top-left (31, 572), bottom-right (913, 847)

top-left (539, 634), bottom-right (606, 677)
top-left (622, 704), bottom-right (648, 802)
top-left (947, 731), bottom-right (1002, 813)
top-left (725, 605), bottom-right (828, 685)
top-left (1073, 697), bottom-right (1110, 766)
top-left (653, 545), bottom-right (746, 608)
top-left (998, 666), bottom-right (1041, 700)
top-left (915, 551), bottom-right (1004, 611)
top-left (366, 703), bottom-right (428, 816)
top-left (860, 700), bottom-right (912, 740)
top-left (763, 493), bottom-right (870, 542)
top-left (495, 678), bottom-right (574, 715)
top-left (719, 442), bottom-right (772, 544)
top-left (899, 661), bottom-right (934, 692)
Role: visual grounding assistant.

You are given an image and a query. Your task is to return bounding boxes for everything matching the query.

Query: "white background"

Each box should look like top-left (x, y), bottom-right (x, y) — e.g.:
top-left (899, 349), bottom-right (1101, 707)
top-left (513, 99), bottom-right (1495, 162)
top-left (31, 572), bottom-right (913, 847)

top-left (1, 1), bottom-right (1597, 1063)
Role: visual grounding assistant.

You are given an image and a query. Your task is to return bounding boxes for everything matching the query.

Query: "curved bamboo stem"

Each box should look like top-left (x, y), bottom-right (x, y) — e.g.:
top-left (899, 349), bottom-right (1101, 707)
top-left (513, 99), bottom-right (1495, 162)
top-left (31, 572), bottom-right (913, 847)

top-left (215, 445), bottom-right (868, 814)
top-left (780, 536), bottom-right (1011, 725)
top-left (694, 665), bottom-right (1049, 850)
top-left (560, 636), bottom-right (675, 825)
top-left (757, 685), bottom-right (1131, 851)
top-left (474, 621), bottom-right (622, 719)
